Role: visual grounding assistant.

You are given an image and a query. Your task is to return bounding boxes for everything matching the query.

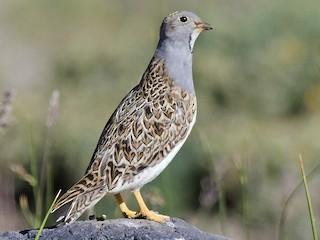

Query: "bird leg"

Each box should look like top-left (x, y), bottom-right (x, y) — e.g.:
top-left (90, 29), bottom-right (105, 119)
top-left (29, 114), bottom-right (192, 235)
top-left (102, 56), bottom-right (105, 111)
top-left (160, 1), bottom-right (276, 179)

top-left (132, 189), bottom-right (170, 223)
top-left (114, 193), bottom-right (137, 218)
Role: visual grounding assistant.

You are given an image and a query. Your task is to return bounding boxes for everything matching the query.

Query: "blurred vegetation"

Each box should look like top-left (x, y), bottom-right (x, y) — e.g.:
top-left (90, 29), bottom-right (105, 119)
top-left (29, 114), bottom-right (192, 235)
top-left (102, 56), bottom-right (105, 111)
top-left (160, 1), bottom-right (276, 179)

top-left (0, 0), bottom-right (320, 239)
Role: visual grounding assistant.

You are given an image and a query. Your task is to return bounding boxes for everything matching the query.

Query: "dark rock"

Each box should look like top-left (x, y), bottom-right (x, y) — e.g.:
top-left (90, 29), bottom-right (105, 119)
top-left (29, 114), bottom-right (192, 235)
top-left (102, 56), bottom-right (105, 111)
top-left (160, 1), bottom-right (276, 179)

top-left (0, 218), bottom-right (230, 240)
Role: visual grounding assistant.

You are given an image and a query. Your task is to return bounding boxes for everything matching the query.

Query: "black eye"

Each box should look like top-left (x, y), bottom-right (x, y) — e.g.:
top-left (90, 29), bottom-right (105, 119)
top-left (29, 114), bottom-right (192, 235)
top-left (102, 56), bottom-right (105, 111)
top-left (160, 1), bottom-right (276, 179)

top-left (179, 16), bottom-right (188, 22)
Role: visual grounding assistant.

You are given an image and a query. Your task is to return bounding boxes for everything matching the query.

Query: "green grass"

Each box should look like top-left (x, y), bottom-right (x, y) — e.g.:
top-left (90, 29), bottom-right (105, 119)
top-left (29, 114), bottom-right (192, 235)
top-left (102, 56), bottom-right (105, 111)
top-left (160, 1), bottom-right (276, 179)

top-left (299, 155), bottom-right (318, 240)
top-left (11, 90), bottom-right (59, 228)
top-left (278, 158), bottom-right (320, 240)
top-left (35, 190), bottom-right (61, 240)
top-left (233, 157), bottom-right (249, 240)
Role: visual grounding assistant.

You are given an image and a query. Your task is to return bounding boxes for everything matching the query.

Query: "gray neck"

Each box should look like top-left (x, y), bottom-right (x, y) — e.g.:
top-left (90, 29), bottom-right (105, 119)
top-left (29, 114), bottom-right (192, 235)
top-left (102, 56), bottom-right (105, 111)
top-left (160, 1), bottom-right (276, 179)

top-left (154, 38), bottom-right (195, 93)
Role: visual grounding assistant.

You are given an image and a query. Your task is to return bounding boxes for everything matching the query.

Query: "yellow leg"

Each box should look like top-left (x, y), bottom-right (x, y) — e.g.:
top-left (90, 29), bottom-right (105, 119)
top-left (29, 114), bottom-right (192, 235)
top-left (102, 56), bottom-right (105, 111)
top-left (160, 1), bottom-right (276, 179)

top-left (114, 193), bottom-right (137, 218)
top-left (133, 189), bottom-right (170, 223)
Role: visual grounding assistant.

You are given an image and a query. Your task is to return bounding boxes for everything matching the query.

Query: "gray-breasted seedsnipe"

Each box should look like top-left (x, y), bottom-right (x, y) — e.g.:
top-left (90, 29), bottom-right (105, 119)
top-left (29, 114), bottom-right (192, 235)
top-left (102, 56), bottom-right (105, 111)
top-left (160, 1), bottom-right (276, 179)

top-left (51, 10), bottom-right (212, 224)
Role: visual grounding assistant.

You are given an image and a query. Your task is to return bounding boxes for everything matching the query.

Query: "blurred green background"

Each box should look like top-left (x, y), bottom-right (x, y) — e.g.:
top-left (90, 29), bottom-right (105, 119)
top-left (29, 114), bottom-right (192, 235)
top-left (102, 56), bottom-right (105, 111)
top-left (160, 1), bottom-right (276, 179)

top-left (1, 0), bottom-right (320, 239)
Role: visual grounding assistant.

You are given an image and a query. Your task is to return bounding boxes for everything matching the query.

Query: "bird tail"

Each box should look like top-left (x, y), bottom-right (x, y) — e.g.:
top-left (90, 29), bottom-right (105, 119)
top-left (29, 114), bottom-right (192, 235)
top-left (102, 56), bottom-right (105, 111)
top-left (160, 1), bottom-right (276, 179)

top-left (51, 173), bottom-right (107, 224)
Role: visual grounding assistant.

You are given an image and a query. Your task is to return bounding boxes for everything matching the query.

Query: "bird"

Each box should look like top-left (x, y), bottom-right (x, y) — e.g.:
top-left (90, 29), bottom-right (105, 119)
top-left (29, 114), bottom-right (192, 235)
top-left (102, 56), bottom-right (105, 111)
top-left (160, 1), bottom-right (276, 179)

top-left (51, 10), bottom-right (212, 224)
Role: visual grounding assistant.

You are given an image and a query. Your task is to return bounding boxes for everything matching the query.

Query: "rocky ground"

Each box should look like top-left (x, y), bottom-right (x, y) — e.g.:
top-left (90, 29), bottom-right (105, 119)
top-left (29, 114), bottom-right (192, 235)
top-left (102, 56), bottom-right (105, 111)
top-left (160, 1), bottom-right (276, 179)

top-left (0, 218), bottom-right (230, 240)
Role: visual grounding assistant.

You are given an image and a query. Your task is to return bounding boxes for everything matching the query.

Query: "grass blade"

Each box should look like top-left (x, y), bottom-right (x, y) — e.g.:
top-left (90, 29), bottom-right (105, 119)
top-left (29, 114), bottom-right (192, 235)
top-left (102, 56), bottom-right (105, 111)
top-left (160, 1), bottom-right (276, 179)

top-left (299, 155), bottom-right (318, 240)
top-left (233, 157), bottom-right (249, 240)
top-left (35, 189), bottom-right (61, 240)
top-left (278, 163), bottom-right (320, 240)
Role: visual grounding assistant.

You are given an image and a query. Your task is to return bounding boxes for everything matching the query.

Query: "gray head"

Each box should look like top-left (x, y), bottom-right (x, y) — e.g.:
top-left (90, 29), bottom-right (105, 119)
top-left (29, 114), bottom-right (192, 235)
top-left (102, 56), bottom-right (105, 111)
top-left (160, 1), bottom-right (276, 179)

top-left (155, 11), bottom-right (212, 93)
top-left (159, 11), bottom-right (212, 53)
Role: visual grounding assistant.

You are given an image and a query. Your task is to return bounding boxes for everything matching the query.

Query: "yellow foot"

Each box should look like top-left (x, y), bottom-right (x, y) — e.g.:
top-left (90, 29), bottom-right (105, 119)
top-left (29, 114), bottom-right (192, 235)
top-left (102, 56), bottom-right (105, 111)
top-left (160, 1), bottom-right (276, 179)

top-left (132, 189), bottom-right (170, 223)
top-left (121, 208), bottom-right (137, 219)
top-left (134, 210), bottom-right (170, 223)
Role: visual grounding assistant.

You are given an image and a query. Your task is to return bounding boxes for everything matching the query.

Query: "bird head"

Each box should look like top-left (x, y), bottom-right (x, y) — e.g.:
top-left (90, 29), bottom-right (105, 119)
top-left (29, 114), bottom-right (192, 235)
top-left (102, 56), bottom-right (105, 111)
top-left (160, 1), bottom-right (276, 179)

top-left (160, 11), bottom-right (213, 52)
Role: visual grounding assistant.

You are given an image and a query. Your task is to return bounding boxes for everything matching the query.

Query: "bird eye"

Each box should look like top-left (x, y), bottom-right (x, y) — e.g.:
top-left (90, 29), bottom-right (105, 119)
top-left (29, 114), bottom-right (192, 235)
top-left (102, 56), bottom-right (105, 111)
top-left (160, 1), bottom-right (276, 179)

top-left (179, 16), bottom-right (188, 23)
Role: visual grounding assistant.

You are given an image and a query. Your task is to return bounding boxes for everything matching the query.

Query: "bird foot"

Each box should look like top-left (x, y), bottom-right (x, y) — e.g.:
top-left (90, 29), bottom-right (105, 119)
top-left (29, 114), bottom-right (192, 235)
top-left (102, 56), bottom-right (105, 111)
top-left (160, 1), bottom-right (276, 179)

top-left (120, 209), bottom-right (138, 219)
top-left (115, 192), bottom-right (170, 223)
top-left (133, 209), bottom-right (170, 223)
